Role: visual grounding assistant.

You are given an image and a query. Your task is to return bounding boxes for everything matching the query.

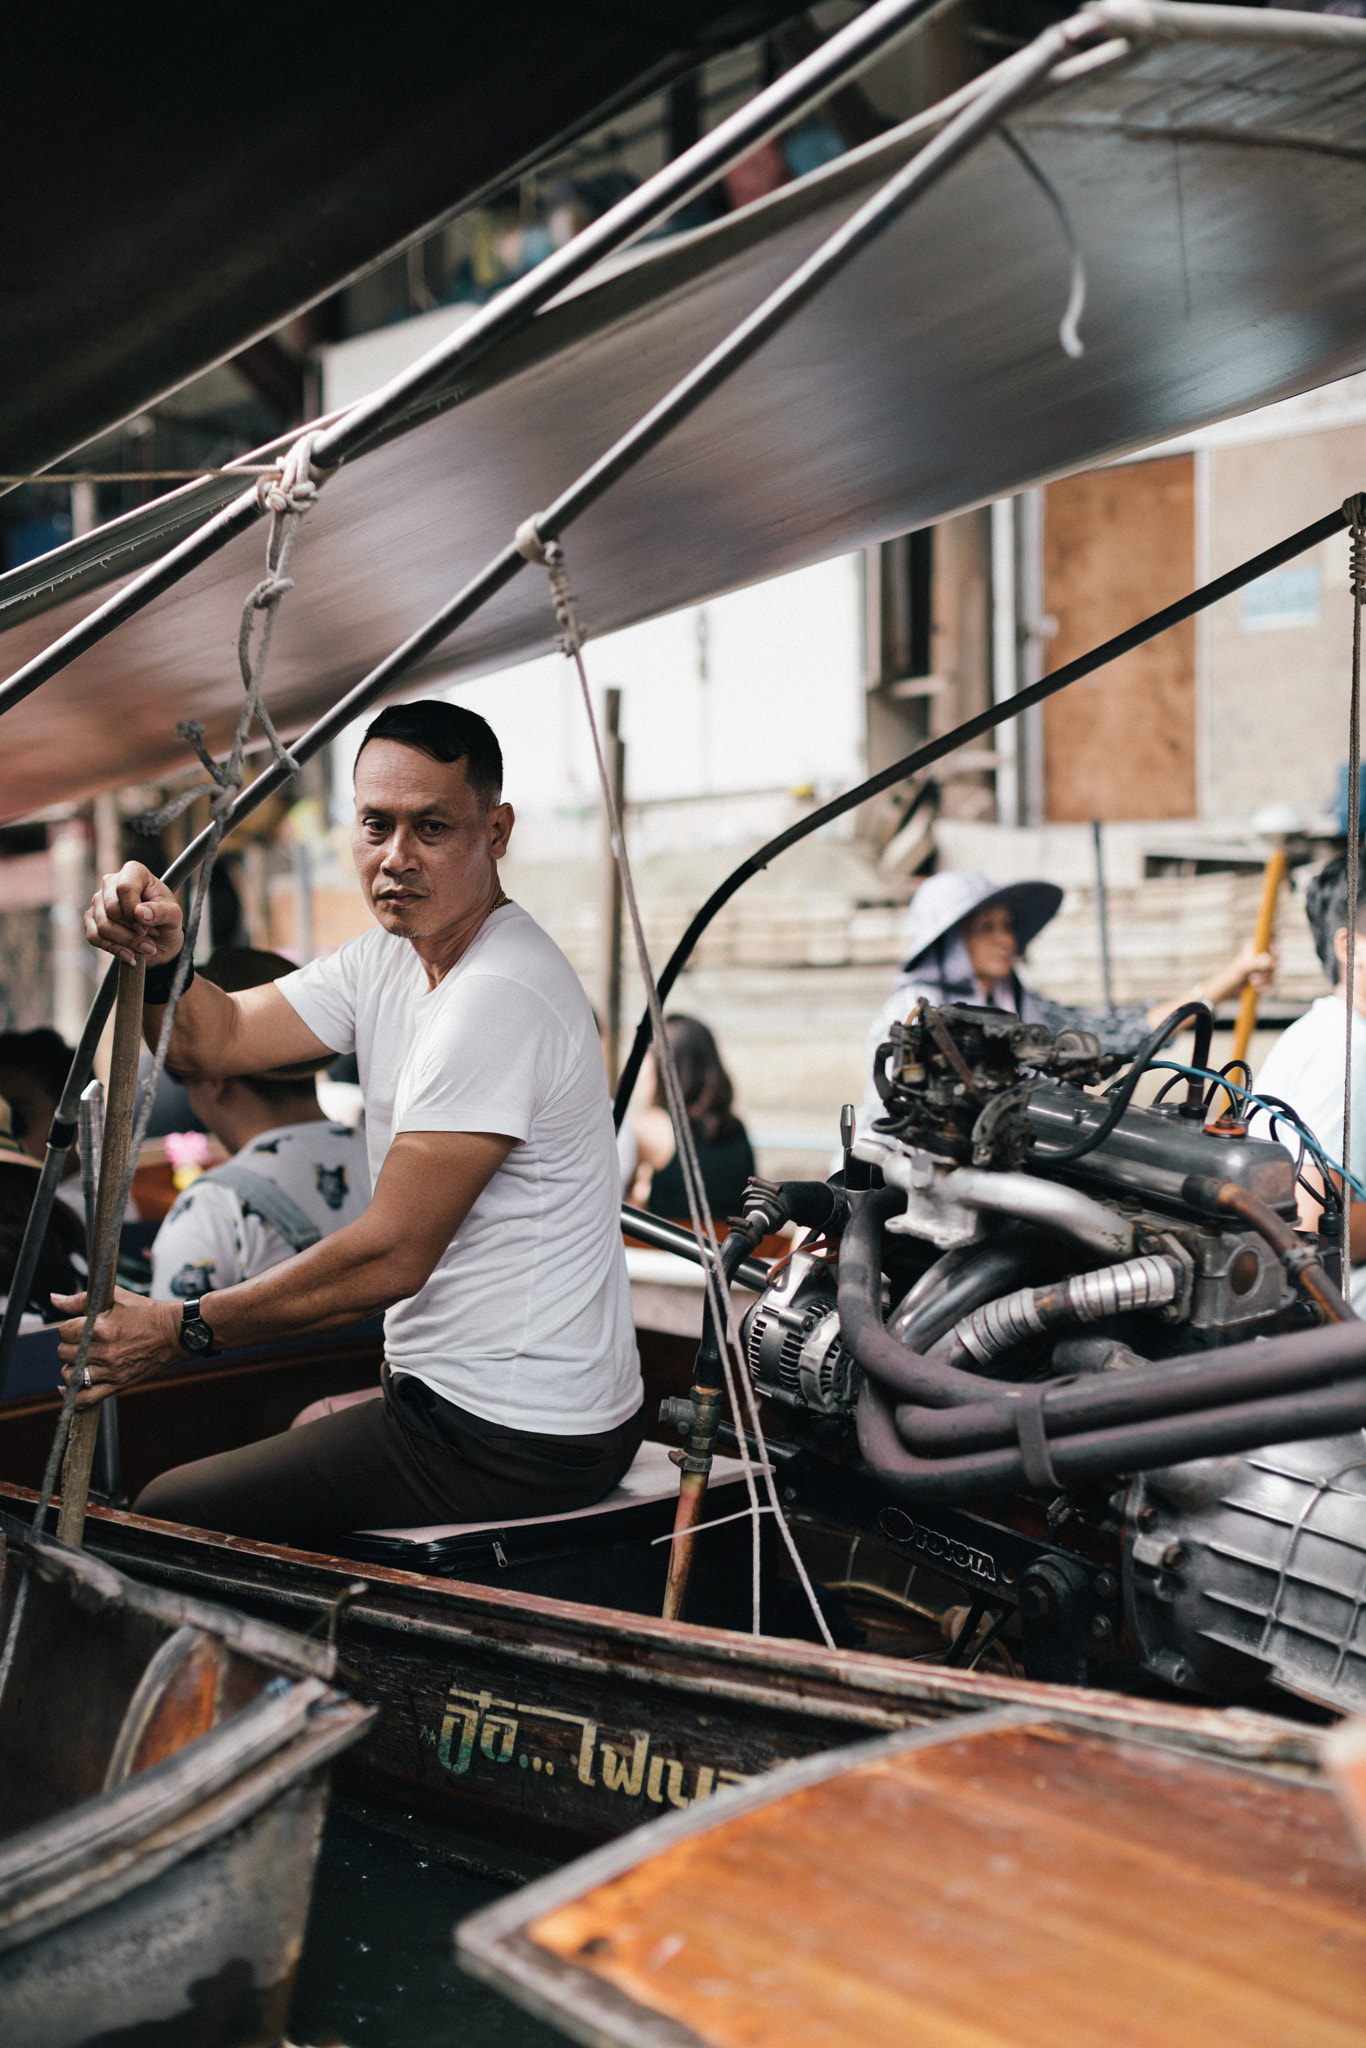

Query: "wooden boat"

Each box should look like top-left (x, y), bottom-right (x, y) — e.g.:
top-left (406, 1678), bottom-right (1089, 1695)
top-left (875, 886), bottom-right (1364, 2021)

top-left (0, 1504), bottom-right (371, 2048)
top-left (458, 1706), bottom-right (1366, 2048)
top-left (0, 1314), bottom-right (1327, 1874)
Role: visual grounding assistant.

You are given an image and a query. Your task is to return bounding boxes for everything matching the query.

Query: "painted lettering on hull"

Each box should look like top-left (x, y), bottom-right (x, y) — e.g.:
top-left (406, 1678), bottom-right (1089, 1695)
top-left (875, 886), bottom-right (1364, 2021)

top-left (429, 1686), bottom-right (746, 1809)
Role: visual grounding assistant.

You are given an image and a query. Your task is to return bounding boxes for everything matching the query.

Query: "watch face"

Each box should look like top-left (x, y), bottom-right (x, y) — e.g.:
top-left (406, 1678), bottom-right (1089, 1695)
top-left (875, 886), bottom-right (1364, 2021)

top-left (180, 1303), bottom-right (214, 1353)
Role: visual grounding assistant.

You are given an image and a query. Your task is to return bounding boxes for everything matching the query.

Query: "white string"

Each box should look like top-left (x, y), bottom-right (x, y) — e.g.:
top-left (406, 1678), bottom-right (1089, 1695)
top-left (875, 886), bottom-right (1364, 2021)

top-left (1345, 494), bottom-right (1366, 1309)
top-left (519, 521), bottom-right (834, 1647)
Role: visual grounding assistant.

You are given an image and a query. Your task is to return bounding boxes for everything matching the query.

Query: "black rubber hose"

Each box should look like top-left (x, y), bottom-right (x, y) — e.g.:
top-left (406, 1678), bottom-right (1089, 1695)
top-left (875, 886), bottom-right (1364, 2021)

top-left (837, 1189), bottom-right (1015, 1408)
top-left (898, 1315), bottom-right (1366, 1456)
top-left (1031, 1001), bottom-right (1213, 1167)
top-left (858, 1358), bottom-right (1366, 1505)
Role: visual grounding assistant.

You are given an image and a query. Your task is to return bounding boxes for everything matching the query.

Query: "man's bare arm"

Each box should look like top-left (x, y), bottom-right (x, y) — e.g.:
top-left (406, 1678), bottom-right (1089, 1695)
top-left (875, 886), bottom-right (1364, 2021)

top-left (85, 859), bottom-right (334, 1075)
top-left (56, 1130), bottom-right (516, 1401)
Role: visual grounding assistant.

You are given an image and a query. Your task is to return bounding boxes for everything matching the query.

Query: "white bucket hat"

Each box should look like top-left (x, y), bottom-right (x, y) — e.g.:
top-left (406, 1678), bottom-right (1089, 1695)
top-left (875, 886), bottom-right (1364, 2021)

top-left (900, 869), bottom-right (1063, 971)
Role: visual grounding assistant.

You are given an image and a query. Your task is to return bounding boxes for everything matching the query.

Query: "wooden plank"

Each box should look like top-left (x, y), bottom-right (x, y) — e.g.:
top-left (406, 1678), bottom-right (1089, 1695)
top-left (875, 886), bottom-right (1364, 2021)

top-left (1042, 455), bottom-right (1195, 822)
top-left (479, 1717), bottom-right (1365, 2048)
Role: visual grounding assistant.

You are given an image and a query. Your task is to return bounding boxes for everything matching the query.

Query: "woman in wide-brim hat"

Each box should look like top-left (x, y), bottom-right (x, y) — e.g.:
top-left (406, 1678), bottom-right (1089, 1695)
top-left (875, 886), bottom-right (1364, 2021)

top-left (855, 868), bottom-right (1273, 1133)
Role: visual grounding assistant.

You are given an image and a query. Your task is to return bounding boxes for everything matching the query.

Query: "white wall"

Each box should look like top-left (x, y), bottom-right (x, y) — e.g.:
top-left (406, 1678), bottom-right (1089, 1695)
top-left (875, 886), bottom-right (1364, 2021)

top-left (332, 553), bottom-right (865, 852)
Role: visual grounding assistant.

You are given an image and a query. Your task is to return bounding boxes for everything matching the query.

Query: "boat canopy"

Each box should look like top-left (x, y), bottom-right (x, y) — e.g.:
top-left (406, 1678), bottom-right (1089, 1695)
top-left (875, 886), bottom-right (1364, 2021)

top-left (3, 0), bottom-right (1366, 818)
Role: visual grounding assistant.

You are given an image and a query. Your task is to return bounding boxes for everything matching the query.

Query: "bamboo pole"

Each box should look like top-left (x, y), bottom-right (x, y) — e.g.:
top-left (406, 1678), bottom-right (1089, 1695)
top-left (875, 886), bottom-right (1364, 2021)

top-left (57, 958), bottom-right (144, 1547)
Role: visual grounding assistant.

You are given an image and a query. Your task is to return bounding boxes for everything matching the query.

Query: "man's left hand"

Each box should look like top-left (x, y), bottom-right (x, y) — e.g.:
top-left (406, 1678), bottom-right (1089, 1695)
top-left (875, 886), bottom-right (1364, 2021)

top-left (54, 1288), bottom-right (183, 1406)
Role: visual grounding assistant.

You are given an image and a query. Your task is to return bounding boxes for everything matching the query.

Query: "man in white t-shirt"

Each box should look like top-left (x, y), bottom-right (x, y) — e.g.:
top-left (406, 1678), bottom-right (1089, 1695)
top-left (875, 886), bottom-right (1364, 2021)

top-left (151, 948), bottom-right (370, 1302)
top-left (57, 701), bottom-right (642, 1545)
top-left (1253, 853), bottom-right (1366, 1267)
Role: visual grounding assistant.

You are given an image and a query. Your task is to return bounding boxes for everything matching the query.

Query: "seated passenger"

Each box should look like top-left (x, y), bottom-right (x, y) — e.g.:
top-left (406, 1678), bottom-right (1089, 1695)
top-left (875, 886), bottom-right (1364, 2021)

top-left (632, 1013), bottom-right (756, 1220)
top-left (56, 701), bottom-right (642, 1546)
top-left (0, 1094), bottom-right (85, 1333)
top-left (151, 948), bottom-right (371, 1303)
top-left (0, 1026), bottom-right (84, 1217)
top-left (1253, 854), bottom-right (1366, 1264)
top-left (857, 868), bottom-right (1273, 1134)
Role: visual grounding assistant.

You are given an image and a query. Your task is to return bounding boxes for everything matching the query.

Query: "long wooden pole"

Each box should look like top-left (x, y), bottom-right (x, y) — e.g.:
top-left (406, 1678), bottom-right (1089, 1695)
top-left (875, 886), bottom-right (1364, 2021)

top-left (57, 958), bottom-right (144, 1547)
top-left (1231, 850), bottom-right (1287, 1070)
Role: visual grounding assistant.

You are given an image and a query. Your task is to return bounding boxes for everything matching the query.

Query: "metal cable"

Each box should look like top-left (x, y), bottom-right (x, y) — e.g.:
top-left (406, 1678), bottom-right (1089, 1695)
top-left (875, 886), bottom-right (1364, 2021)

top-left (1344, 493), bottom-right (1366, 1309)
top-left (519, 527), bottom-right (835, 1647)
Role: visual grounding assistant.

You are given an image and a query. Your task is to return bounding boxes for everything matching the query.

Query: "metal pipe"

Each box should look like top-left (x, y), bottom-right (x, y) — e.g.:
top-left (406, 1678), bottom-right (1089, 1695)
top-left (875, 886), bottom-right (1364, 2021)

top-left (1092, 817), bottom-right (1113, 1009)
top-left (0, 0), bottom-right (949, 731)
top-left (309, 0), bottom-right (955, 471)
top-left (621, 1204), bottom-right (769, 1293)
top-left (0, 487), bottom-right (265, 723)
top-left (530, 11), bottom-right (1111, 556)
top-left (874, 1154), bottom-right (1136, 1257)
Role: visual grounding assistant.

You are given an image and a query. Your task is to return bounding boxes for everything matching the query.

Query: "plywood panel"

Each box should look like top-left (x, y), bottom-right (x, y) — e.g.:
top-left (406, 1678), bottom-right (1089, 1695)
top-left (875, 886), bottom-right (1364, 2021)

top-left (1043, 455), bottom-right (1195, 821)
top-left (525, 1721), bottom-right (1366, 2048)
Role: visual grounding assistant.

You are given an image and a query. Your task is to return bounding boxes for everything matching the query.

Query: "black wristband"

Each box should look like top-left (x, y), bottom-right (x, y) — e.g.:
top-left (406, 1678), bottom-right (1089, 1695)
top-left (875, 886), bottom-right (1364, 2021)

top-left (144, 945), bottom-right (194, 1004)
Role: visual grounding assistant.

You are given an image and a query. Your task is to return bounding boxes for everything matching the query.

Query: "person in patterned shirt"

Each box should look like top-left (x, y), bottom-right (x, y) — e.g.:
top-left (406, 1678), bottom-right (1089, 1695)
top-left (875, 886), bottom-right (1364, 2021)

top-left (150, 949), bottom-right (369, 1302)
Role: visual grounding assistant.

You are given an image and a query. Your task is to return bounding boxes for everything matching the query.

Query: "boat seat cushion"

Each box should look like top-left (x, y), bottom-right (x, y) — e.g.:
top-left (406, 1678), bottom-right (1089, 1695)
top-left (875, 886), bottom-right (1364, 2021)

top-left (358, 1438), bottom-right (750, 1541)
top-left (289, 1390), bottom-right (752, 1540)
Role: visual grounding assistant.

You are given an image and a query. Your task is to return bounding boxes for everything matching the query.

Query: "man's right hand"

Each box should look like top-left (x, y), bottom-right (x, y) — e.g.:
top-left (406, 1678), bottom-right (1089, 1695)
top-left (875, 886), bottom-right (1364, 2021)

top-left (85, 862), bottom-right (185, 971)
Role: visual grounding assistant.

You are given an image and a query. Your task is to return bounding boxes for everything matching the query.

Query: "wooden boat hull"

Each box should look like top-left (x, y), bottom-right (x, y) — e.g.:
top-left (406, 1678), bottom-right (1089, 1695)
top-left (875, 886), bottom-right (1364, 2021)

top-left (0, 1512), bottom-right (371, 2048)
top-left (3, 1481), bottom-right (1321, 1877)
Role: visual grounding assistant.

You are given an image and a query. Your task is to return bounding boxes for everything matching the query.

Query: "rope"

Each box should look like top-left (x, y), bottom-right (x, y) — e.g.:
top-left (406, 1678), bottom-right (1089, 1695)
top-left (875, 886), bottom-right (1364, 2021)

top-left (517, 519), bottom-right (834, 1647)
top-left (1344, 493), bottom-right (1366, 1306)
top-left (29, 439), bottom-right (325, 1535)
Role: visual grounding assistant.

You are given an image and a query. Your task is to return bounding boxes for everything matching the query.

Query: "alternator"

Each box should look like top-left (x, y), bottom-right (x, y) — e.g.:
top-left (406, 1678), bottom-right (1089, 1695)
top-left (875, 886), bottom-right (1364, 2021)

top-left (743, 1251), bottom-right (859, 1416)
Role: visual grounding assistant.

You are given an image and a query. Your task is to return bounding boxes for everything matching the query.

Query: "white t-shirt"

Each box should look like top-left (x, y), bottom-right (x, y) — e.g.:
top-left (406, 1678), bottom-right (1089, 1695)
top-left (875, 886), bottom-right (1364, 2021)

top-left (1253, 995), bottom-right (1366, 1188)
top-left (276, 904), bottom-right (641, 1435)
top-left (151, 1120), bottom-right (371, 1301)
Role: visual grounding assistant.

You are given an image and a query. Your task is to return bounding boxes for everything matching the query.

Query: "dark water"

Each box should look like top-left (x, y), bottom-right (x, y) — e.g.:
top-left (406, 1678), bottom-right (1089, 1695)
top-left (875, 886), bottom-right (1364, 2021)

top-left (291, 1809), bottom-right (572, 2048)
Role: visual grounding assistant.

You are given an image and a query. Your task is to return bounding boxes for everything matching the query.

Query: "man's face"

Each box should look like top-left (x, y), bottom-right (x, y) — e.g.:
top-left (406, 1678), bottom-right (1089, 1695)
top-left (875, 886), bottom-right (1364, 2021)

top-left (352, 740), bottom-right (513, 942)
top-left (0, 1066), bottom-right (55, 1161)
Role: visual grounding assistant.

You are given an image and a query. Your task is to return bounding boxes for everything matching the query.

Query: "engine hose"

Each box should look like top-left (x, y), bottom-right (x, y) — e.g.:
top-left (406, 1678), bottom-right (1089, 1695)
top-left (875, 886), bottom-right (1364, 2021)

top-left (1182, 1175), bottom-right (1352, 1324)
top-left (842, 1183), bottom-right (1366, 1479)
top-left (837, 1189), bottom-right (1019, 1408)
top-left (889, 1231), bottom-right (1056, 1351)
top-left (942, 1255), bottom-right (1181, 1369)
top-left (858, 1353), bottom-right (1366, 1505)
top-left (899, 1312), bottom-right (1366, 1458)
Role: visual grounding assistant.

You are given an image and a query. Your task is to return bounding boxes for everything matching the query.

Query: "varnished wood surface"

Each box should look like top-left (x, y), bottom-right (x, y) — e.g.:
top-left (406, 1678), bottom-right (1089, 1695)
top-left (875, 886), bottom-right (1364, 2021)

top-left (514, 1719), bottom-right (1365, 2048)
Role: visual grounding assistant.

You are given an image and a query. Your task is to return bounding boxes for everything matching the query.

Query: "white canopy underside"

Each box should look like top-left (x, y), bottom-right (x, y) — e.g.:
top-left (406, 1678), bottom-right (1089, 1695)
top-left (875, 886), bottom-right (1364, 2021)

top-left (3, 0), bottom-right (1366, 817)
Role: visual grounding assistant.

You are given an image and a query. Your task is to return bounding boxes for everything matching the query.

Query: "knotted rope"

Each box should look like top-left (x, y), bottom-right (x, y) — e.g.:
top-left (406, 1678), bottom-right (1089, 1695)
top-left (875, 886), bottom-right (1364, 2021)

top-left (30, 436), bottom-right (327, 1533)
top-left (516, 517), bottom-right (834, 1645)
top-left (1344, 493), bottom-right (1366, 1305)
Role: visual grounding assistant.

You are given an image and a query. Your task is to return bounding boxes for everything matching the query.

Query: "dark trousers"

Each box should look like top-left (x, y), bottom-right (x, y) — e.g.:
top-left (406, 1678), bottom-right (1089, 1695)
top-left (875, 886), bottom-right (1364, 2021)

top-left (133, 1368), bottom-right (646, 1548)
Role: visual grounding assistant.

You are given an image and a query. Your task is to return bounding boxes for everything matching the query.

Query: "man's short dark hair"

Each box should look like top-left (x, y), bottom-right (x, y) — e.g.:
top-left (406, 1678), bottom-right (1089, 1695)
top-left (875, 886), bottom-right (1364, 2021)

top-left (1306, 853), bottom-right (1366, 983)
top-left (355, 701), bottom-right (503, 805)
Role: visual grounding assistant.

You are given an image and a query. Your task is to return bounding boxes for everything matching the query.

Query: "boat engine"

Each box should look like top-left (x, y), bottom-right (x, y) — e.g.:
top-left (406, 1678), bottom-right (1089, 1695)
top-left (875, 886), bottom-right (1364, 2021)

top-left (725, 1000), bottom-right (1366, 1714)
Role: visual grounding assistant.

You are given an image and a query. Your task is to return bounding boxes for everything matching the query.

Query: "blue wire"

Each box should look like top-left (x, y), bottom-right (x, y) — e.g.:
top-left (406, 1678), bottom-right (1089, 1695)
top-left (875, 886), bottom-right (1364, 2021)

top-left (1146, 1059), bottom-right (1366, 1205)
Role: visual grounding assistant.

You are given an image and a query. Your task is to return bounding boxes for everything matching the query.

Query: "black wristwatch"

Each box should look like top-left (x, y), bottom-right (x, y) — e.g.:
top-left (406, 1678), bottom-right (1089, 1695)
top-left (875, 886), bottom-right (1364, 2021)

top-left (178, 1296), bottom-right (217, 1357)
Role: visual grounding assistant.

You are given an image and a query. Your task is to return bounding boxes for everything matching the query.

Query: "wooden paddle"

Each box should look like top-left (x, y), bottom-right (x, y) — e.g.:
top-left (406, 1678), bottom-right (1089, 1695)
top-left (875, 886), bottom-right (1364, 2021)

top-left (57, 957), bottom-right (145, 1547)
